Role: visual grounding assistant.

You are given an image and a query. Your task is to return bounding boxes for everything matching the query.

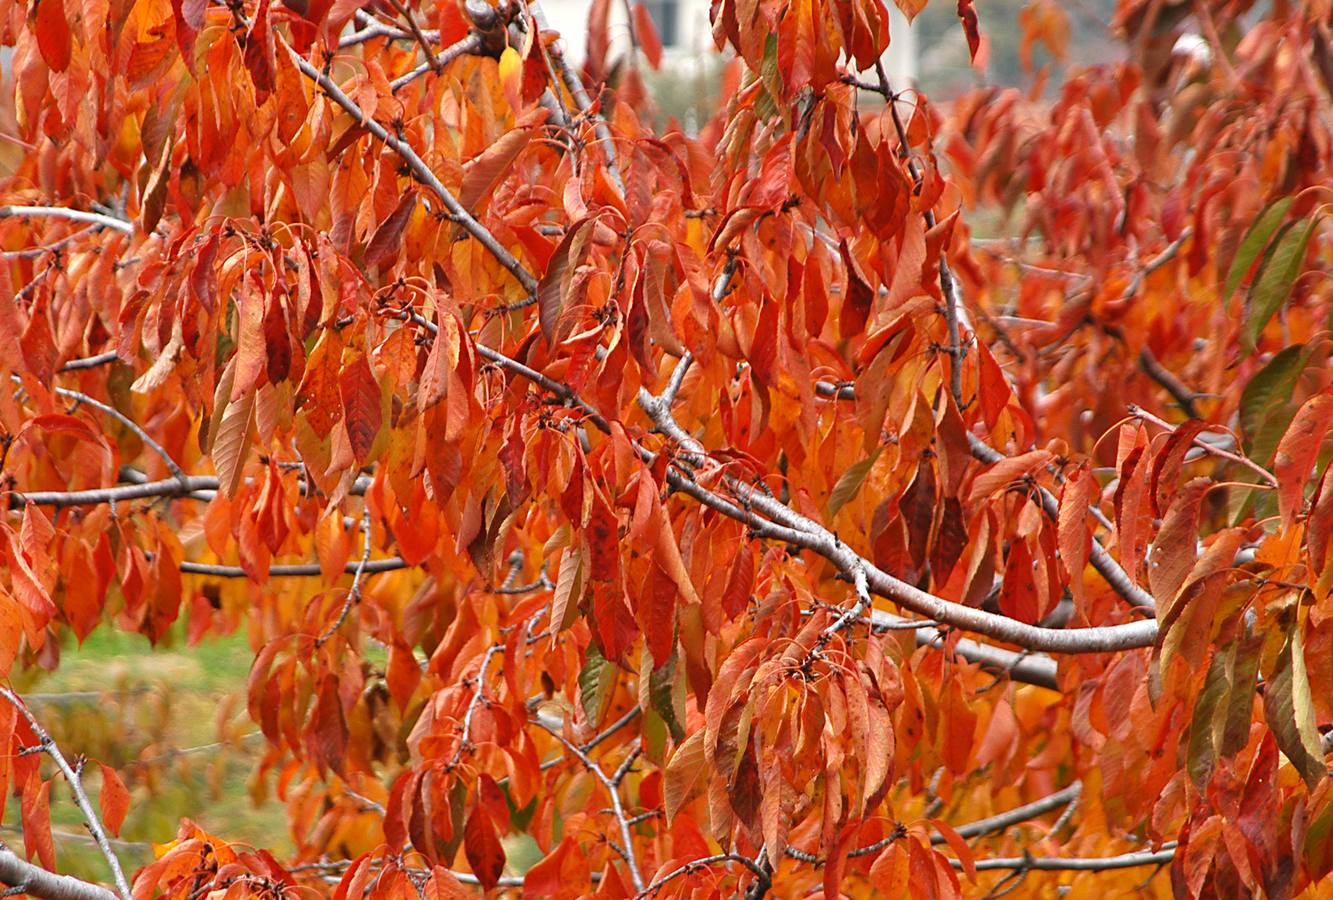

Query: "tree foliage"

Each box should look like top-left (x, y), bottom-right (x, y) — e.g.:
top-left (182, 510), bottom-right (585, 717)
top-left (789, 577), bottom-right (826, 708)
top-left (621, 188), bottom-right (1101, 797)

top-left (0, 0), bottom-right (1331, 896)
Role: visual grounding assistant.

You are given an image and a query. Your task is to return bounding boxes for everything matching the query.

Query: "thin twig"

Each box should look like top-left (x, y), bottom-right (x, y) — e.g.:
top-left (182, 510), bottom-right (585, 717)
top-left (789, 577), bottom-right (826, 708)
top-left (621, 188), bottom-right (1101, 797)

top-left (280, 37), bottom-right (538, 298)
top-left (449, 643), bottom-right (504, 767)
top-left (956, 844), bottom-right (1176, 872)
top-left (0, 689), bottom-right (132, 900)
top-left (43, 384), bottom-right (190, 486)
top-left (383, 0), bottom-right (441, 72)
top-left (389, 33), bottom-right (482, 92)
top-left (636, 853), bottom-right (771, 897)
top-left (532, 718), bottom-right (645, 892)
top-left (1128, 404), bottom-right (1276, 487)
top-left (315, 510), bottom-right (375, 647)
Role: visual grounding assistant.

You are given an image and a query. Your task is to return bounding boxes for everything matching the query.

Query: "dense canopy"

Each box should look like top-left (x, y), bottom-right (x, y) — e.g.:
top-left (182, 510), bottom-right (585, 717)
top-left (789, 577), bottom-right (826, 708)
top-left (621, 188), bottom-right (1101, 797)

top-left (0, 0), bottom-right (1332, 896)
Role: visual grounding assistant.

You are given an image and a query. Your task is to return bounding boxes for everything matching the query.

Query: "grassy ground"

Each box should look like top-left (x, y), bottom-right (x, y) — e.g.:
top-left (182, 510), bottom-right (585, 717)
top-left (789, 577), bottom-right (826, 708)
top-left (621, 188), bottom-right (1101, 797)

top-left (3, 624), bottom-right (290, 885)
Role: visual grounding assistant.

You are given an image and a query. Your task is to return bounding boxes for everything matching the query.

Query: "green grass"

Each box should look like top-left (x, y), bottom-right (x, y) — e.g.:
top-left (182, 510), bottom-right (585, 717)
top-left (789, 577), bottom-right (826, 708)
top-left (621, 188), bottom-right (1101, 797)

top-left (4, 623), bottom-right (291, 885)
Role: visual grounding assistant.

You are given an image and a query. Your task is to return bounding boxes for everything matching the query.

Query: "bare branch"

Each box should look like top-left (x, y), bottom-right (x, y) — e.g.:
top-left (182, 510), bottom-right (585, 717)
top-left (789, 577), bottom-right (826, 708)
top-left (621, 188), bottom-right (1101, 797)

top-left (532, 718), bottom-right (645, 892)
top-left (0, 690), bottom-right (132, 900)
top-left (0, 849), bottom-right (117, 900)
top-left (957, 844), bottom-right (1176, 872)
top-left (636, 853), bottom-right (771, 898)
top-left (1128, 403), bottom-right (1277, 487)
top-left (0, 206), bottom-right (132, 235)
top-left (389, 33), bottom-right (483, 92)
top-left (930, 782), bottom-right (1083, 844)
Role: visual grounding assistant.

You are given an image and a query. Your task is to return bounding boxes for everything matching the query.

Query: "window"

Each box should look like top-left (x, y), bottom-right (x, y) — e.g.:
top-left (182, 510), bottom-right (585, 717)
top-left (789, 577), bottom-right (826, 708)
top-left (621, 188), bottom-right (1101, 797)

top-left (640, 0), bottom-right (680, 48)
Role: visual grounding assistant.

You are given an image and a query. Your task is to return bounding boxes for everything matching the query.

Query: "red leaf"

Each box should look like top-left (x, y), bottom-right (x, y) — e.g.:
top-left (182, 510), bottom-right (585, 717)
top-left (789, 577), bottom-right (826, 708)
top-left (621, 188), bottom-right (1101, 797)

top-left (639, 563), bottom-right (678, 668)
top-left (463, 803), bottom-right (506, 891)
top-left (1113, 446), bottom-right (1151, 585)
top-left (1057, 462), bottom-right (1093, 609)
top-left (98, 763), bottom-right (130, 836)
top-left (244, 0), bottom-right (277, 93)
top-left (364, 190), bottom-right (418, 269)
top-left (523, 836), bottom-right (590, 899)
top-left (339, 352), bottom-right (382, 465)
top-left (632, 4), bottom-right (663, 68)
top-left (957, 0), bottom-right (982, 63)
top-left (839, 241), bottom-right (874, 340)
top-left (33, 0), bottom-right (71, 72)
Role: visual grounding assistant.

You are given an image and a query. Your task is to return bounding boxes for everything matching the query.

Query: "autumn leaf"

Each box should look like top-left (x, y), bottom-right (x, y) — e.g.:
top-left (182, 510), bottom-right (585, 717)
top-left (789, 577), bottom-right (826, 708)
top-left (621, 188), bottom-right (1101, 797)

top-left (98, 763), bottom-right (130, 836)
top-left (1243, 217), bottom-right (1319, 352)
top-left (632, 4), bottom-right (664, 68)
top-left (1263, 619), bottom-right (1325, 791)
top-left (339, 352), bottom-right (383, 465)
top-left (463, 803), bottom-right (506, 891)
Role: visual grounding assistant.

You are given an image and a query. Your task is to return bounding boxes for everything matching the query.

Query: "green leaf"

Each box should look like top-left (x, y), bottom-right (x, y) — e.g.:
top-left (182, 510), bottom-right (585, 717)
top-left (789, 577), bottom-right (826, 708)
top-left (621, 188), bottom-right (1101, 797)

top-left (1262, 619), bottom-right (1327, 791)
top-left (1244, 216), bottom-right (1318, 352)
top-left (1224, 197), bottom-right (1294, 300)
top-left (578, 647), bottom-right (616, 729)
top-left (648, 651), bottom-right (685, 743)
top-left (827, 448), bottom-right (882, 516)
top-left (1187, 644), bottom-right (1232, 788)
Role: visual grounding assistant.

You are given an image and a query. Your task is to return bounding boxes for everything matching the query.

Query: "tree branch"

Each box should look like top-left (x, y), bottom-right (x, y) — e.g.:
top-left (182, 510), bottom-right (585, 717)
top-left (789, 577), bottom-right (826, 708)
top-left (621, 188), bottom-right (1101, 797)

top-left (532, 718), bottom-right (645, 892)
top-left (0, 206), bottom-right (132, 236)
top-left (930, 782), bottom-right (1083, 844)
top-left (280, 37), bottom-right (538, 298)
top-left (0, 849), bottom-right (117, 900)
top-left (0, 690), bottom-right (132, 900)
top-left (636, 853), bottom-right (771, 898)
top-left (957, 844), bottom-right (1176, 872)
top-left (315, 509), bottom-right (375, 646)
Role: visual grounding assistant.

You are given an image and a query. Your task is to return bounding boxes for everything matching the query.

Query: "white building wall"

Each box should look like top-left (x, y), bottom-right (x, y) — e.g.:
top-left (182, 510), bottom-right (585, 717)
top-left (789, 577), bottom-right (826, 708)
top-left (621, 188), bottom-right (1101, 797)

top-left (540, 0), bottom-right (918, 88)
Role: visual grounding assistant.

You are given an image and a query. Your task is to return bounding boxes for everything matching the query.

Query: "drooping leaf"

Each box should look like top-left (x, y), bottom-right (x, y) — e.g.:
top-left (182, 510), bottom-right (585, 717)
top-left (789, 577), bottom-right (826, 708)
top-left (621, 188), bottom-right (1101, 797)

top-left (1273, 390), bottom-right (1333, 528)
top-left (664, 727), bottom-right (709, 822)
top-left (1262, 620), bottom-right (1326, 791)
top-left (98, 763), bottom-right (130, 837)
top-left (462, 804), bottom-right (506, 891)
top-left (339, 352), bottom-right (382, 465)
top-left (828, 449), bottom-right (881, 516)
top-left (1224, 197), bottom-right (1294, 299)
top-left (538, 217), bottom-right (598, 344)
top-left (1240, 344), bottom-right (1305, 463)
top-left (632, 4), bottom-right (664, 68)
top-left (1243, 216), bottom-right (1318, 352)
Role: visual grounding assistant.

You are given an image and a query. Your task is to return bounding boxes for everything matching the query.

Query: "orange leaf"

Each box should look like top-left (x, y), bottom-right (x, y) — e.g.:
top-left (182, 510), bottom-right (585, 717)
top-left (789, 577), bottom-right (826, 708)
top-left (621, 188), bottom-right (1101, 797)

top-left (98, 763), bottom-right (130, 836)
top-left (1274, 390), bottom-right (1333, 528)
top-left (21, 776), bottom-right (55, 870)
top-left (523, 836), bottom-right (591, 899)
top-left (632, 4), bottom-right (663, 68)
top-left (460, 129), bottom-right (534, 211)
